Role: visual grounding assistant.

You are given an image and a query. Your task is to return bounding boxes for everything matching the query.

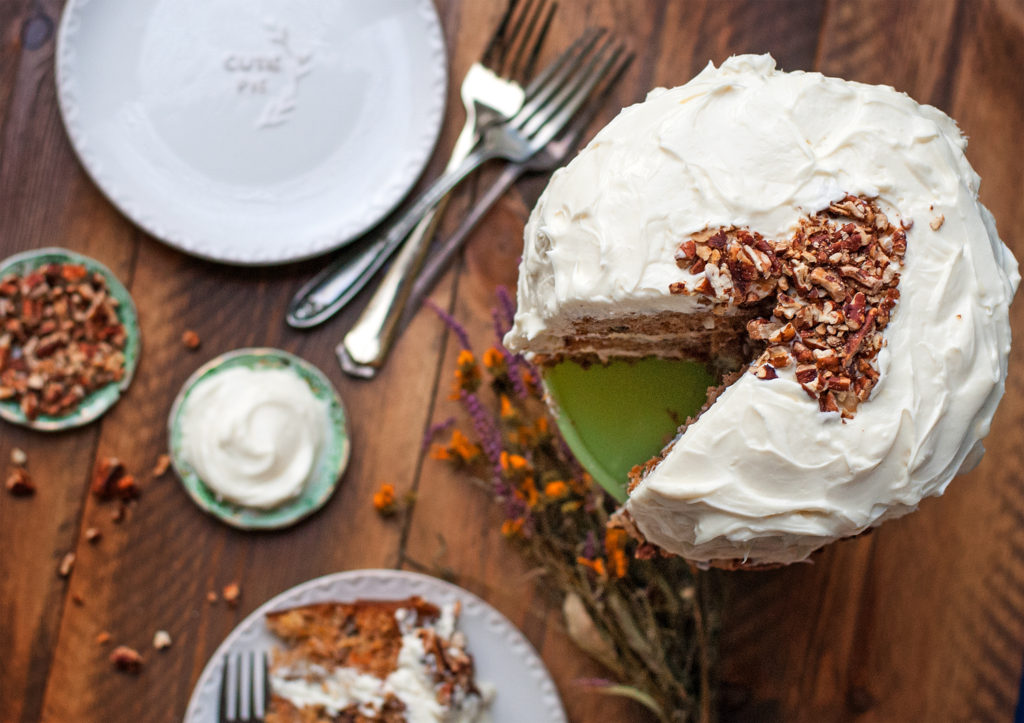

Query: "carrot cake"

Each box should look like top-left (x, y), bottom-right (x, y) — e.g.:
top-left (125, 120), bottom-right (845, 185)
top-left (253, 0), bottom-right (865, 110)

top-left (265, 596), bottom-right (493, 722)
top-left (504, 54), bottom-right (1019, 566)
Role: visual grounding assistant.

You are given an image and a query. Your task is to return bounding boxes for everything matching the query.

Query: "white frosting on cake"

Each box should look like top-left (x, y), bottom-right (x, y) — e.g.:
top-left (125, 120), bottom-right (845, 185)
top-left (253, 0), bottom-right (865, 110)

top-left (504, 54), bottom-right (1019, 565)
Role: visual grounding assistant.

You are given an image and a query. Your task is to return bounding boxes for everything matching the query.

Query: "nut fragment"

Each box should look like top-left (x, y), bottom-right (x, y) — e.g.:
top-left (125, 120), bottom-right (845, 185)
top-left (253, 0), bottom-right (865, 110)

top-left (0, 263), bottom-right (127, 419)
top-left (85, 527), bottom-right (102, 543)
top-left (58, 552), bottom-right (76, 577)
top-left (152, 453), bottom-right (171, 477)
top-left (5, 467), bottom-right (35, 496)
top-left (181, 330), bottom-right (201, 350)
top-left (91, 457), bottom-right (125, 499)
top-left (110, 646), bottom-right (144, 673)
top-left (152, 630), bottom-right (172, 650)
top-left (222, 582), bottom-right (241, 607)
top-left (10, 447), bottom-right (27, 466)
top-left (930, 214), bottom-right (945, 231)
top-left (96, 631), bottom-right (111, 645)
top-left (206, 590), bottom-right (218, 604)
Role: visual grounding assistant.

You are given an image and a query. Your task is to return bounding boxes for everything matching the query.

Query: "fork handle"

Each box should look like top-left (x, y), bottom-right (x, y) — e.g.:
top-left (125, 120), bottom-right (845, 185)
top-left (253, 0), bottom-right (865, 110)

top-left (286, 145), bottom-right (498, 329)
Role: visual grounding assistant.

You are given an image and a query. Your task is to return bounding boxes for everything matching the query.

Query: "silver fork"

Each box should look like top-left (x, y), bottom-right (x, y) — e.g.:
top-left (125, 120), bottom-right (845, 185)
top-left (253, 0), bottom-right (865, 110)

top-left (285, 0), bottom-right (554, 331)
top-left (219, 650), bottom-right (269, 723)
top-left (286, 28), bottom-right (617, 331)
top-left (394, 51), bottom-right (634, 338)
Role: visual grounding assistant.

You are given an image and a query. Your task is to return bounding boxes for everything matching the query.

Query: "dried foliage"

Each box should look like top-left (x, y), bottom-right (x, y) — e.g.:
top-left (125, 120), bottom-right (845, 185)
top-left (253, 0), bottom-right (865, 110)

top-left (426, 290), bottom-right (719, 723)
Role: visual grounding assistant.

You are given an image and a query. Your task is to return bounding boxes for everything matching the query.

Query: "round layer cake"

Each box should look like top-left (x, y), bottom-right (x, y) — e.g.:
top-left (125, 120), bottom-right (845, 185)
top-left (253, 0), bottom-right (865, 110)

top-left (504, 54), bottom-right (1019, 566)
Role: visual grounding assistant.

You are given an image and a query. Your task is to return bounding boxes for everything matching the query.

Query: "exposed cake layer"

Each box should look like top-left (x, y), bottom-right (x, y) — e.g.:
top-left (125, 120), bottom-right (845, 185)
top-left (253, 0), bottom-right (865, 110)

top-left (550, 310), bottom-right (756, 363)
top-left (505, 54), bottom-right (1019, 565)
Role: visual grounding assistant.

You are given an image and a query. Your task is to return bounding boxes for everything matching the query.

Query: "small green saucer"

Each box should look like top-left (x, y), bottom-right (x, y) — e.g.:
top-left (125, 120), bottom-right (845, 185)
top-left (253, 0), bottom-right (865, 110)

top-left (0, 247), bottom-right (141, 431)
top-left (542, 358), bottom-right (715, 502)
top-left (168, 348), bottom-right (350, 530)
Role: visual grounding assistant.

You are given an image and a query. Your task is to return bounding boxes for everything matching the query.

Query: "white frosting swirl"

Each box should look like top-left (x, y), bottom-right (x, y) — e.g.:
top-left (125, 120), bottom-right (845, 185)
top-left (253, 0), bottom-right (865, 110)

top-left (505, 54), bottom-right (1019, 564)
top-left (180, 366), bottom-right (327, 509)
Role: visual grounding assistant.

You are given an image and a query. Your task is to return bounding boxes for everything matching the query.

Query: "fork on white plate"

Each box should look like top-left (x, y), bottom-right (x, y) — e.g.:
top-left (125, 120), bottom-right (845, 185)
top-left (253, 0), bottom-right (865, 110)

top-left (219, 650), bottom-right (269, 723)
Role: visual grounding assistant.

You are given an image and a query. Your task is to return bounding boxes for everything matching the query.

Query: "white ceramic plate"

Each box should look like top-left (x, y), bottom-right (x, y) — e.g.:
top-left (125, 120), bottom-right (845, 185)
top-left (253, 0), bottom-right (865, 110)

top-left (56, 0), bottom-right (448, 265)
top-left (184, 569), bottom-right (567, 722)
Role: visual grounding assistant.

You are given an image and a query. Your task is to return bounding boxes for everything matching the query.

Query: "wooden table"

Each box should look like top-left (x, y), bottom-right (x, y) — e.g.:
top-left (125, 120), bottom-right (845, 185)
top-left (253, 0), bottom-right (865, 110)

top-left (2, 1), bottom-right (1022, 721)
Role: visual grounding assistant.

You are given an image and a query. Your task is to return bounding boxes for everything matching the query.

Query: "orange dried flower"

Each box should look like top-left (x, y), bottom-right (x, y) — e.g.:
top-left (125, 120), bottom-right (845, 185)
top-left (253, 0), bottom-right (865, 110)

top-left (517, 476), bottom-right (539, 508)
top-left (482, 347), bottom-right (504, 370)
top-left (501, 517), bottom-right (525, 538)
top-left (430, 429), bottom-right (481, 463)
top-left (499, 394), bottom-right (516, 420)
top-left (544, 480), bottom-right (569, 499)
top-left (577, 556), bottom-right (607, 578)
top-left (450, 349), bottom-right (481, 398)
top-left (373, 483), bottom-right (397, 517)
top-left (605, 528), bottom-right (629, 579)
top-left (500, 452), bottom-right (530, 475)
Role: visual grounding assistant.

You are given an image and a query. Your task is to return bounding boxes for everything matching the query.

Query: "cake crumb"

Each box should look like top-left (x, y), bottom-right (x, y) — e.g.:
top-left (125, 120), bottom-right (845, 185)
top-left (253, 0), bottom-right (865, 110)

top-left (96, 631), bottom-right (111, 645)
top-left (10, 447), bottom-right (27, 466)
top-left (182, 330), bottom-right (201, 350)
top-left (930, 214), bottom-right (945, 231)
top-left (152, 630), bottom-right (172, 650)
top-left (222, 582), bottom-right (241, 607)
top-left (206, 590), bottom-right (218, 604)
top-left (110, 646), bottom-right (144, 673)
top-left (58, 552), bottom-right (76, 578)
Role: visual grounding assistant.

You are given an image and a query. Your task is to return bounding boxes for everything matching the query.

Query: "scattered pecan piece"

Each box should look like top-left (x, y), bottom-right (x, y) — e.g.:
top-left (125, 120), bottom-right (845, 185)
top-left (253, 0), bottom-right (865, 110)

top-left (6, 467), bottom-right (34, 496)
top-left (91, 457), bottom-right (125, 499)
top-left (58, 552), bottom-right (76, 578)
top-left (85, 527), bottom-right (102, 543)
top-left (181, 330), bottom-right (200, 350)
top-left (96, 631), bottom-right (111, 645)
top-left (206, 590), bottom-right (218, 604)
top-left (110, 646), bottom-right (144, 673)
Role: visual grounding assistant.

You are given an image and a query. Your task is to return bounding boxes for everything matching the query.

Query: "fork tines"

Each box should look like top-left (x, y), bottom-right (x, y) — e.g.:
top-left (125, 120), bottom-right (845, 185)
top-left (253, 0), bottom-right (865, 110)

top-left (219, 650), bottom-right (269, 723)
top-left (483, 0), bottom-right (557, 84)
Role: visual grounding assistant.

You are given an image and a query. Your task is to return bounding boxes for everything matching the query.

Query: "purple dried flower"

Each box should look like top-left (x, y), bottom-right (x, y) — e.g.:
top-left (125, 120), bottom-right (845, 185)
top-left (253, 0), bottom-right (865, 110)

top-left (421, 416), bottom-right (455, 454)
top-left (426, 299), bottom-right (472, 352)
top-left (582, 530), bottom-right (599, 559)
top-left (459, 389), bottom-right (505, 487)
top-left (496, 285), bottom-right (516, 329)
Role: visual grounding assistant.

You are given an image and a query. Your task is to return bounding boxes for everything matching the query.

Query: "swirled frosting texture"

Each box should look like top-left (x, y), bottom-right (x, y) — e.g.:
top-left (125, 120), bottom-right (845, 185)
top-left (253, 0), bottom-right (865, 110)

top-left (505, 54), bottom-right (1019, 564)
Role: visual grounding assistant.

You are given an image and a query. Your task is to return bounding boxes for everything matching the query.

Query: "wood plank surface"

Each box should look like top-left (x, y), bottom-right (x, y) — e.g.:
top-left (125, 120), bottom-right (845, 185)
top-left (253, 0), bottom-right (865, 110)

top-left (0, 1), bottom-right (1021, 722)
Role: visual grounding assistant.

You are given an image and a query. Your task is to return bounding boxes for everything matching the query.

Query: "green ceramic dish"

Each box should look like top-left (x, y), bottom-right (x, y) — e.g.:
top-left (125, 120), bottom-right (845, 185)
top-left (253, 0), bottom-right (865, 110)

top-left (168, 348), bottom-right (350, 530)
top-left (542, 358), bottom-right (715, 502)
top-left (0, 247), bottom-right (141, 431)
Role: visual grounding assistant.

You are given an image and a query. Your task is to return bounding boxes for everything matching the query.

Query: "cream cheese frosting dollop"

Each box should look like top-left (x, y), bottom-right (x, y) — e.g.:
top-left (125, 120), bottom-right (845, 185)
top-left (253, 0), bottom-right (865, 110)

top-left (504, 54), bottom-right (1019, 565)
top-left (180, 366), bottom-right (328, 509)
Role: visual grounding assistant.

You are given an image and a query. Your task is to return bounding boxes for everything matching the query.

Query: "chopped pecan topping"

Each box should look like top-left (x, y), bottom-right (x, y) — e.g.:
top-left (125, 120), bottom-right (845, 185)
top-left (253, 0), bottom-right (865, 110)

top-left (0, 263), bottom-right (127, 419)
top-left (672, 195), bottom-right (907, 418)
top-left (91, 457), bottom-right (126, 499)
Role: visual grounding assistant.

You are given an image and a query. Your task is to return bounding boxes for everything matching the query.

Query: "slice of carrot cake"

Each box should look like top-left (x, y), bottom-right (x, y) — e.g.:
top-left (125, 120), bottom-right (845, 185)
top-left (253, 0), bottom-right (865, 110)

top-left (265, 596), bottom-right (492, 722)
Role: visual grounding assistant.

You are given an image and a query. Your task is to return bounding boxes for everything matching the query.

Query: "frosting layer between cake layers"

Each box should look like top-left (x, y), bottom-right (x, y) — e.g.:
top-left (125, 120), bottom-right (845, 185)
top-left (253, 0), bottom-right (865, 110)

top-left (504, 54), bottom-right (1019, 564)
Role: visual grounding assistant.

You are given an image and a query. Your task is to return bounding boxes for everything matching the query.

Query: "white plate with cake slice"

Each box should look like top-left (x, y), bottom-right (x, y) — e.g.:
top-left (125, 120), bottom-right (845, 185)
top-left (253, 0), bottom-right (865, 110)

top-left (184, 569), bottom-right (567, 722)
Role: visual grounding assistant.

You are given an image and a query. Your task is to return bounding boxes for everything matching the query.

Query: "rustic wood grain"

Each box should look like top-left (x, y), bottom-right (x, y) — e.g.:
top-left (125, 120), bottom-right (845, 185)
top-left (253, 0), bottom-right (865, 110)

top-left (2, 0), bottom-right (1022, 722)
